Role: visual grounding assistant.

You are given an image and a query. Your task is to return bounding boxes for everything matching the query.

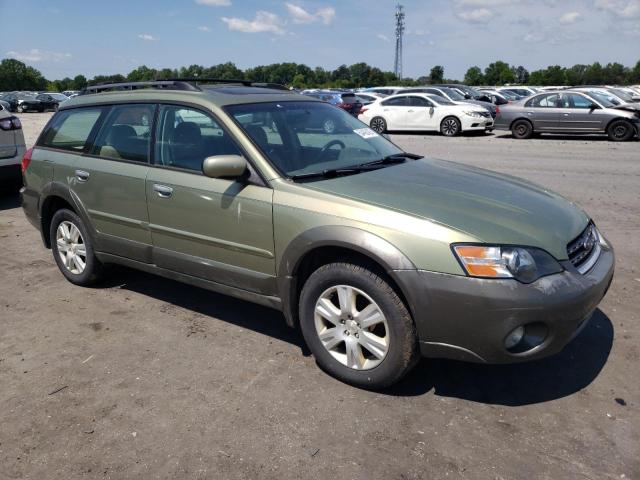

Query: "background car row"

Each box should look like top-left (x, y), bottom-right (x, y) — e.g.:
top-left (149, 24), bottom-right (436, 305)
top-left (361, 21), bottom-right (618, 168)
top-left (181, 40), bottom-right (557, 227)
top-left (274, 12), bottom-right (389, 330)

top-left (0, 91), bottom-right (76, 113)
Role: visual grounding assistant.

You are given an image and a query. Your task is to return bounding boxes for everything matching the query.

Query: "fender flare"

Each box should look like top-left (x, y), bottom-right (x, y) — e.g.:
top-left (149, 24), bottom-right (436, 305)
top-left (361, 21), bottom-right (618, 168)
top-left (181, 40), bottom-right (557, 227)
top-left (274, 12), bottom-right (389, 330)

top-left (39, 182), bottom-right (97, 247)
top-left (276, 226), bottom-right (417, 328)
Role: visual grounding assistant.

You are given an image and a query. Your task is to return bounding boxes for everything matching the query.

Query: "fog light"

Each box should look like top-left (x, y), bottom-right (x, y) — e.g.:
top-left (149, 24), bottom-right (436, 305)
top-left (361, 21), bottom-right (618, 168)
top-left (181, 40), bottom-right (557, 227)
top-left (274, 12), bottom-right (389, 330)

top-left (504, 326), bottom-right (525, 350)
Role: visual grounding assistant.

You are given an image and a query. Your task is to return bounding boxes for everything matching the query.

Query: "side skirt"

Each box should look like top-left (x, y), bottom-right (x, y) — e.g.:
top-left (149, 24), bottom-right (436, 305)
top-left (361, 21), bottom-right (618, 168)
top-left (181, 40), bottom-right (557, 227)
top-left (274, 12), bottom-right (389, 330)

top-left (95, 252), bottom-right (283, 311)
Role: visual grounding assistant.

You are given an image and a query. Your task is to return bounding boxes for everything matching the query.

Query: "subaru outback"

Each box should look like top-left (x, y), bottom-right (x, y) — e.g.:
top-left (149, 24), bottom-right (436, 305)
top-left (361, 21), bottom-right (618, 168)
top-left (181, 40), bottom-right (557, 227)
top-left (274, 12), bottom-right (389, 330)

top-left (21, 79), bottom-right (614, 389)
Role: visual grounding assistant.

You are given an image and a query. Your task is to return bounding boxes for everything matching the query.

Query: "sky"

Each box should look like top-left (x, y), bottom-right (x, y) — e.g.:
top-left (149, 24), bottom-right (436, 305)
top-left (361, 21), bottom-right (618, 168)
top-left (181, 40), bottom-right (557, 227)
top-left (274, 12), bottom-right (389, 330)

top-left (0, 0), bottom-right (638, 81)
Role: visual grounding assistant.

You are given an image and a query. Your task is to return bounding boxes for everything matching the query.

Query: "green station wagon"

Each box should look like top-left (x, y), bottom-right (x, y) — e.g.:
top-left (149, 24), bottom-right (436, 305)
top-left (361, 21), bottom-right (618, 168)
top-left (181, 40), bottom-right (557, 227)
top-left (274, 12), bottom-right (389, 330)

top-left (21, 79), bottom-right (614, 388)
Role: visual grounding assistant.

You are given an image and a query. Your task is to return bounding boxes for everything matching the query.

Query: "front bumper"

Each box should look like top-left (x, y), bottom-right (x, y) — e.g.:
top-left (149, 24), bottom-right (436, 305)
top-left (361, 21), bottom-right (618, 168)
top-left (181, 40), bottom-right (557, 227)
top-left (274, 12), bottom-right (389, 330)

top-left (461, 116), bottom-right (494, 132)
top-left (395, 245), bottom-right (614, 364)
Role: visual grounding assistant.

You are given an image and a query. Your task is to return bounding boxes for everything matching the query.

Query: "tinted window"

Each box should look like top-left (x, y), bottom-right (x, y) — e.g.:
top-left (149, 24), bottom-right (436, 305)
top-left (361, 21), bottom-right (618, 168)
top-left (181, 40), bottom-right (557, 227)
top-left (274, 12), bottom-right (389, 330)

top-left (155, 105), bottom-right (241, 172)
top-left (92, 105), bottom-right (154, 162)
top-left (381, 97), bottom-right (407, 107)
top-left (408, 96), bottom-right (433, 107)
top-left (40, 108), bottom-right (104, 152)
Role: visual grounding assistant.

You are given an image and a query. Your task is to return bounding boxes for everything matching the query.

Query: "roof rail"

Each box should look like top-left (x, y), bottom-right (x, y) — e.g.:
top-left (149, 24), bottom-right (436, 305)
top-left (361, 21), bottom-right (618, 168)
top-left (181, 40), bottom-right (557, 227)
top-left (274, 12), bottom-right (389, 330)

top-left (81, 78), bottom-right (288, 95)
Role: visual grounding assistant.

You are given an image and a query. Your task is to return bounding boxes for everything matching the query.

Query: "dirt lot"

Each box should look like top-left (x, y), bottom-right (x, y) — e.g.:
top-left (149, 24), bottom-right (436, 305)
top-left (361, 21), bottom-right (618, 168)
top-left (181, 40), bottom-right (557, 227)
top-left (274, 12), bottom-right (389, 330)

top-left (1, 113), bottom-right (638, 480)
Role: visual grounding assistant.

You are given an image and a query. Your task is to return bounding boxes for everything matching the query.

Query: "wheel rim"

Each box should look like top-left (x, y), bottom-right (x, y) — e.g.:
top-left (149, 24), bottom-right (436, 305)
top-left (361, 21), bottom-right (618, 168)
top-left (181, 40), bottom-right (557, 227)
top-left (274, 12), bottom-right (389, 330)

top-left (371, 118), bottom-right (385, 133)
top-left (612, 124), bottom-right (627, 139)
top-left (515, 123), bottom-right (528, 136)
top-left (314, 285), bottom-right (389, 371)
top-left (323, 119), bottom-right (335, 133)
top-left (56, 221), bottom-right (87, 275)
top-left (442, 118), bottom-right (458, 135)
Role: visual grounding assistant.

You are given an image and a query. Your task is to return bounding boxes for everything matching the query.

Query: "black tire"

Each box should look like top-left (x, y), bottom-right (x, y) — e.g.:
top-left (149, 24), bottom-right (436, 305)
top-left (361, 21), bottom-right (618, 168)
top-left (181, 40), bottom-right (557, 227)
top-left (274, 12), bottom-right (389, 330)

top-left (440, 116), bottom-right (461, 137)
top-left (18, 104), bottom-right (27, 113)
top-left (50, 209), bottom-right (103, 286)
top-left (299, 262), bottom-right (419, 389)
top-left (607, 119), bottom-right (635, 142)
top-left (511, 119), bottom-right (534, 139)
top-left (370, 116), bottom-right (387, 133)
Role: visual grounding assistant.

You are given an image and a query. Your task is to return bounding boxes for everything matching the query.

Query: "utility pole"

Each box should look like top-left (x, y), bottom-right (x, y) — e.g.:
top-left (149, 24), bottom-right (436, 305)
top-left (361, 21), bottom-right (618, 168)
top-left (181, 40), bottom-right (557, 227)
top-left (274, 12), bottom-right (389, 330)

top-left (394, 4), bottom-right (405, 81)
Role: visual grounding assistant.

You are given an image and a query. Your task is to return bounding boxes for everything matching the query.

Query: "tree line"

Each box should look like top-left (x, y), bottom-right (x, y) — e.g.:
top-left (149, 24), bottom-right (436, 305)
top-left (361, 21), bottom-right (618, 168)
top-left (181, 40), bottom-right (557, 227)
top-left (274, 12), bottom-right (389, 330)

top-left (1, 57), bottom-right (639, 92)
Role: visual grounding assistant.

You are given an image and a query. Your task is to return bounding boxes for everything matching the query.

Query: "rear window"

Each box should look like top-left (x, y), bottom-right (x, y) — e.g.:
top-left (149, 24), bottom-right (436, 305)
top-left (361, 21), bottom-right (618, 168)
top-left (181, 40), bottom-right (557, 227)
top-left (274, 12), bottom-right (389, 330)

top-left (40, 108), bottom-right (104, 152)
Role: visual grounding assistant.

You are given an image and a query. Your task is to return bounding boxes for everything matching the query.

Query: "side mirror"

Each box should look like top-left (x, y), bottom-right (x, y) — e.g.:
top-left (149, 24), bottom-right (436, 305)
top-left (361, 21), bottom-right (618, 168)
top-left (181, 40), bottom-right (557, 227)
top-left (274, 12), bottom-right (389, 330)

top-left (589, 103), bottom-right (600, 110)
top-left (464, 93), bottom-right (472, 99)
top-left (429, 106), bottom-right (435, 115)
top-left (202, 155), bottom-right (247, 179)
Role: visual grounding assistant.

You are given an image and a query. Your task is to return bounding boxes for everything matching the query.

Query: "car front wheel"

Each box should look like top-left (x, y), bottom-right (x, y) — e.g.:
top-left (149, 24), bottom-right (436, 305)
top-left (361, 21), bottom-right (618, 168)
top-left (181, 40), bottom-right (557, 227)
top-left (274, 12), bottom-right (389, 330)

top-left (607, 119), bottom-right (635, 142)
top-left (440, 116), bottom-right (461, 136)
top-left (370, 116), bottom-right (387, 133)
top-left (50, 209), bottom-right (103, 286)
top-left (299, 262), bottom-right (419, 389)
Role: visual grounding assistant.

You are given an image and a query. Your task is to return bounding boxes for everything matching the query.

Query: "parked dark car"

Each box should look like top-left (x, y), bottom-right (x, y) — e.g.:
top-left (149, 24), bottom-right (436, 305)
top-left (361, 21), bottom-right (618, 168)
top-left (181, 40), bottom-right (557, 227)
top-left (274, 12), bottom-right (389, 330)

top-left (303, 91), bottom-right (363, 116)
top-left (1, 92), bottom-right (43, 113)
top-left (36, 93), bottom-right (68, 111)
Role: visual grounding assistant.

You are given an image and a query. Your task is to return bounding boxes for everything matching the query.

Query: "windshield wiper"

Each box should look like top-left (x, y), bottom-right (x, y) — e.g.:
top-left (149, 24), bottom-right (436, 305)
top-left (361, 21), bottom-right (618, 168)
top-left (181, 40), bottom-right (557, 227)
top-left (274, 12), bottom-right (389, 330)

top-left (289, 152), bottom-right (423, 181)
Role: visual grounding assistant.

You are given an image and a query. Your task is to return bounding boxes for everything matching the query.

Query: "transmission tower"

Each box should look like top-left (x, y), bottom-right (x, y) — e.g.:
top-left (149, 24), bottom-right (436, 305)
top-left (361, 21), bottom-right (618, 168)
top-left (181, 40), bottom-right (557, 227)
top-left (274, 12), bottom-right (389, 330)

top-left (394, 4), bottom-right (405, 80)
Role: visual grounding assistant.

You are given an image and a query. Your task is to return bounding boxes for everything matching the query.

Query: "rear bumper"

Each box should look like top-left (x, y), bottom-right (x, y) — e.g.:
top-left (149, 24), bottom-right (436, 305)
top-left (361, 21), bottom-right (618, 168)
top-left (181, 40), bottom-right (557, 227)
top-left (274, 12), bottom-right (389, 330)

top-left (395, 245), bottom-right (614, 364)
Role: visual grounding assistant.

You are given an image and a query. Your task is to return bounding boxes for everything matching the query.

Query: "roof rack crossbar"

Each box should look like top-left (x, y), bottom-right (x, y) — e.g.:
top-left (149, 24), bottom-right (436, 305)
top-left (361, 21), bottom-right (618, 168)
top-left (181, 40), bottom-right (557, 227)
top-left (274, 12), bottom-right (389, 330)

top-left (80, 78), bottom-right (289, 95)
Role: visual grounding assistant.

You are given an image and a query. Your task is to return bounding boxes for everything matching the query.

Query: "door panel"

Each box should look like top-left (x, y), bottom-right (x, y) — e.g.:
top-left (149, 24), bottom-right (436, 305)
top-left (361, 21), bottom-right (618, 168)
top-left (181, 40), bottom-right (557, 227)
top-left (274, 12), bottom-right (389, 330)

top-left (146, 169), bottom-right (276, 291)
top-left (560, 94), bottom-right (606, 131)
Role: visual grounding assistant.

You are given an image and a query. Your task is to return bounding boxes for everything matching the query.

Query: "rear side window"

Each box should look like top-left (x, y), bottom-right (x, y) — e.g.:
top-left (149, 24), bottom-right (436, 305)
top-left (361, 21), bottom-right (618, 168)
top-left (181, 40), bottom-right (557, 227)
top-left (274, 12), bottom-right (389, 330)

top-left (92, 104), bottom-right (155, 162)
top-left (40, 108), bottom-right (104, 152)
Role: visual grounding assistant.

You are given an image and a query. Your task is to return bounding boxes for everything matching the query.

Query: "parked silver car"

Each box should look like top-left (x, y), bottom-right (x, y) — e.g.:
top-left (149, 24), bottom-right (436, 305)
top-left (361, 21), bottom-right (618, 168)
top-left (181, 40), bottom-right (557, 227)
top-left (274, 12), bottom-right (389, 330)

top-left (0, 105), bottom-right (27, 189)
top-left (494, 90), bottom-right (640, 141)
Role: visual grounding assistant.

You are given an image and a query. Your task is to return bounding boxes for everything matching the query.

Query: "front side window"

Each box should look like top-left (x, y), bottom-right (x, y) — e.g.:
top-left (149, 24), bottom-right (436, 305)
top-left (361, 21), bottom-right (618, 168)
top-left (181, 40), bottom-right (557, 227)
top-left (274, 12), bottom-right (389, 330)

top-left (92, 104), bottom-right (154, 162)
top-left (227, 101), bottom-right (403, 178)
top-left (40, 107), bottom-right (104, 152)
top-left (154, 105), bottom-right (242, 172)
top-left (566, 93), bottom-right (593, 109)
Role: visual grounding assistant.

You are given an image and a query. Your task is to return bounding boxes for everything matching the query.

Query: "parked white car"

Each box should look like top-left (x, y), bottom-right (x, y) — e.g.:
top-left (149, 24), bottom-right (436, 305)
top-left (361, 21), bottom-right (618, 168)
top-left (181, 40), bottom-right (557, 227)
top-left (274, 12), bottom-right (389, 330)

top-left (358, 93), bottom-right (493, 136)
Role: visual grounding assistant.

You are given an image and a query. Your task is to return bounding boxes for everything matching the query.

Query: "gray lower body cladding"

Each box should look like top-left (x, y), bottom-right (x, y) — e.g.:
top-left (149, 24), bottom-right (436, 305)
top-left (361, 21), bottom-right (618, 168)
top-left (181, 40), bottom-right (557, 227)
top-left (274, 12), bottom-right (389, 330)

top-left (396, 247), bottom-right (614, 363)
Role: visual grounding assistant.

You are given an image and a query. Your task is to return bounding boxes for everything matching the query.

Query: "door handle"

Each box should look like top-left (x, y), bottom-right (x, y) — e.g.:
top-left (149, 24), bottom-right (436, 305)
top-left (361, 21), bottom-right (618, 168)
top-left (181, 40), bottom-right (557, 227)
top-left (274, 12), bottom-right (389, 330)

top-left (75, 170), bottom-right (90, 182)
top-left (563, 113), bottom-right (570, 116)
top-left (153, 184), bottom-right (173, 198)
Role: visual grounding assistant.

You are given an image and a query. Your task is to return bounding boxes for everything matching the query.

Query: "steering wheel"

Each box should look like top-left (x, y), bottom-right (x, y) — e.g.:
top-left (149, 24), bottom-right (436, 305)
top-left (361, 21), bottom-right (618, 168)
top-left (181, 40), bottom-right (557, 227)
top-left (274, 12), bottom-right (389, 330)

top-left (316, 139), bottom-right (346, 162)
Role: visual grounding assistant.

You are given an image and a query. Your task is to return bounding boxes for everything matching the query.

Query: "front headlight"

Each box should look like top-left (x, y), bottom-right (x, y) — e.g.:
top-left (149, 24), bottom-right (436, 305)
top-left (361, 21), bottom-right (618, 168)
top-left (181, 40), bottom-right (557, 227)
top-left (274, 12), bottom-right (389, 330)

top-left (463, 111), bottom-right (483, 118)
top-left (453, 245), bottom-right (563, 283)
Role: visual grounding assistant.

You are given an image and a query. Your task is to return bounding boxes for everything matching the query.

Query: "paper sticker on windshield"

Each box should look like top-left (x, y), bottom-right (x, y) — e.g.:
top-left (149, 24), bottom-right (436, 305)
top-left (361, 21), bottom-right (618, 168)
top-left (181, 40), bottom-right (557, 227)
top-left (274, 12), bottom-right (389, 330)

top-left (353, 128), bottom-right (379, 139)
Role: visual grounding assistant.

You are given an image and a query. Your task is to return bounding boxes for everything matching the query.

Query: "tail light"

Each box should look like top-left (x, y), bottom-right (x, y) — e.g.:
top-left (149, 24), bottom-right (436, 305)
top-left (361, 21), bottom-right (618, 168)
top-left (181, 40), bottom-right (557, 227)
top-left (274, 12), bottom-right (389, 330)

top-left (0, 115), bottom-right (22, 131)
top-left (495, 106), bottom-right (501, 115)
top-left (21, 147), bottom-right (33, 174)
top-left (359, 108), bottom-right (368, 115)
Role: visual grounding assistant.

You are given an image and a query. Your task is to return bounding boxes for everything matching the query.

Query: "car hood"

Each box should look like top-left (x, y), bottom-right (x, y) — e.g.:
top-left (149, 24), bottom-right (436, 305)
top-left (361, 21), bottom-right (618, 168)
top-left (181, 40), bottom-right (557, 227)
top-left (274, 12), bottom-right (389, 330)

top-left (463, 99), bottom-right (496, 111)
top-left (306, 158), bottom-right (588, 260)
top-left (612, 104), bottom-right (640, 113)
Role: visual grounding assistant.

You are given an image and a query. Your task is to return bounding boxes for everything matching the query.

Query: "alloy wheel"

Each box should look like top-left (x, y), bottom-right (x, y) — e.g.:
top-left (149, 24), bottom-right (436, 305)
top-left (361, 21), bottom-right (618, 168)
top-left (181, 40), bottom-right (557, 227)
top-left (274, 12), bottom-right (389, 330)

top-left (371, 117), bottom-right (386, 133)
top-left (442, 118), bottom-right (459, 136)
top-left (314, 285), bottom-right (389, 370)
top-left (56, 221), bottom-right (87, 275)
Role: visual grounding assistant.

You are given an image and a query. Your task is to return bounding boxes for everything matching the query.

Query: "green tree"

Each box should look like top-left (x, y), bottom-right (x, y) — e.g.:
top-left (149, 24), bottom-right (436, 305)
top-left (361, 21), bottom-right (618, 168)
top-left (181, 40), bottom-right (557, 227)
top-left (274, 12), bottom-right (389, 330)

top-left (127, 65), bottom-right (158, 82)
top-left (603, 62), bottom-right (627, 84)
top-left (0, 58), bottom-right (47, 90)
top-left (584, 62), bottom-right (604, 84)
top-left (484, 61), bottom-right (515, 85)
top-left (630, 60), bottom-right (640, 83)
top-left (429, 65), bottom-right (444, 84)
top-left (72, 74), bottom-right (87, 90)
top-left (513, 66), bottom-right (529, 84)
top-left (463, 66), bottom-right (484, 85)
top-left (565, 64), bottom-right (587, 85)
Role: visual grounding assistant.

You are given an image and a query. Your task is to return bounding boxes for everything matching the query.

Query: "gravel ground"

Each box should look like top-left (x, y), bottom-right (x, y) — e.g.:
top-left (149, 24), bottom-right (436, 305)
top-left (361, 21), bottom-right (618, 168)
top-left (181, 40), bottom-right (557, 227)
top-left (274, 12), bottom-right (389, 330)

top-left (1, 113), bottom-right (638, 480)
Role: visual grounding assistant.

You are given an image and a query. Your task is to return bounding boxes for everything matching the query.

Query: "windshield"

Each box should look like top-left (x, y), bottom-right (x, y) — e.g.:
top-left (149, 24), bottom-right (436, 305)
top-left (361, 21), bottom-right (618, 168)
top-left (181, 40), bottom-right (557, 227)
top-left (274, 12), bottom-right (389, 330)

top-left (227, 101), bottom-right (403, 178)
top-left (584, 91), bottom-right (617, 107)
top-left (608, 88), bottom-right (632, 101)
top-left (50, 93), bottom-right (68, 100)
top-left (441, 87), bottom-right (465, 101)
top-left (427, 94), bottom-right (455, 106)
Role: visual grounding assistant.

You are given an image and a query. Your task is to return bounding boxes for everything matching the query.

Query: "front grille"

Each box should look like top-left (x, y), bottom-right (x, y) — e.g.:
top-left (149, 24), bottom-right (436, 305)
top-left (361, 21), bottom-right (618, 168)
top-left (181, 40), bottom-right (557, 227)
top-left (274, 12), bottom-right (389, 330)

top-left (567, 224), bottom-right (601, 274)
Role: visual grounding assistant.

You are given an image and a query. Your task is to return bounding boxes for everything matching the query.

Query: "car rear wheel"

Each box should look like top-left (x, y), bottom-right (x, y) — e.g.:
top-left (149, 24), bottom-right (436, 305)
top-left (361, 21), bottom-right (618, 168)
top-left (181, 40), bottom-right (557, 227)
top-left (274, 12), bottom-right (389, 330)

top-left (511, 119), bottom-right (534, 139)
top-left (370, 117), bottom-right (387, 133)
top-left (607, 119), bottom-right (635, 142)
top-left (299, 262), bottom-right (419, 389)
top-left (18, 104), bottom-right (27, 113)
top-left (50, 209), bottom-right (103, 286)
top-left (440, 116), bottom-right (461, 136)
